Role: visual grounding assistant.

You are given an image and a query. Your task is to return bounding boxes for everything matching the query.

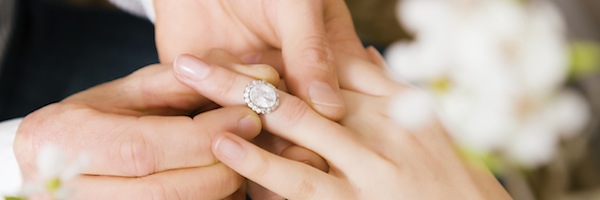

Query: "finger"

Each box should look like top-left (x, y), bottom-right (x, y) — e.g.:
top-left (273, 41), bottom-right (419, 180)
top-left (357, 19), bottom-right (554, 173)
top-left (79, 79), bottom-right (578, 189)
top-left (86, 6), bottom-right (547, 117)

top-left (366, 46), bottom-right (388, 68)
top-left (248, 136), bottom-right (328, 200)
top-left (241, 47), bottom-right (394, 97)
top-left (64, 49), bottom-right (279, 116)
top-left (173, 55), bottom-right (374, 167)
top-left (154, 0), bottom-right (209, 63)
top-left (212, 132), bottom-right (341, 200)
top-left (280, 145), bottom-right (329, 172)
top-left (277, 0), bottom-right (346, 120)
top-left (240, 50), bottom-right (285, 75)
top-left (63, 64), bottom-right (211, 116)
top-left (251, 131), bottom-right (292, 156)
top-left (203, 49), bottom-right (281, 86)
top-left (335, 51), bottom-right (403, 96)
top-left (70, 163), bottom-right (241, 200)
top-left (324, 0), bottom-right (371, 61)
top-left (245, 144), bottom-right (331, 200)
top-left (15, 105), bottom-right (261, 178)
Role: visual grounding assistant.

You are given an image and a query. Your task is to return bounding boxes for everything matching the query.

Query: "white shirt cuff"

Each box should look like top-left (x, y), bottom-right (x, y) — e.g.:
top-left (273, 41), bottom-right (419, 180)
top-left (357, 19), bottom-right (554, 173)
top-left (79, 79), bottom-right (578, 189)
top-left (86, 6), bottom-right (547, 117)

top-left (0, 118), bottom-right (23, 195)
top-left (109, 0), bottom-right (156, 23)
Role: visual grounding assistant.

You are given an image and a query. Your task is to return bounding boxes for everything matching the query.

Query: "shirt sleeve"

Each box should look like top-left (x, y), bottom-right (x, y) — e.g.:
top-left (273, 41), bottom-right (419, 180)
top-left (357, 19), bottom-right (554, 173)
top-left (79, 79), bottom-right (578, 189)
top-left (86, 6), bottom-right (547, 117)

top-left (0, 118), bottom-right (23, 194)
top-left (108, 0), bottom-right (156, 22)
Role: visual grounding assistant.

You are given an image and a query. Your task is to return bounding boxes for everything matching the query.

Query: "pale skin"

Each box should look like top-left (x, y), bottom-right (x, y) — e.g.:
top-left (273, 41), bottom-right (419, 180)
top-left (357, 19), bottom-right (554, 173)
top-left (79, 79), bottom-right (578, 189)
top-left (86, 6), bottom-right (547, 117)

top-left (13, 49), bottom-right (325, 199)
top-left (13, 51), bottom-right (271, 199)
top-left (15, 0), bottom-right (372, 198)
top-left (172, 51), bottom-right (513, 199)
top-left (9, 0), bottom-right (511, 198)
top-left (156, 1), bottom-right (373, 193)
top-left (154, 0), bottom-right (372, 120)
top-left (13, 47), bottom-right (511, 199)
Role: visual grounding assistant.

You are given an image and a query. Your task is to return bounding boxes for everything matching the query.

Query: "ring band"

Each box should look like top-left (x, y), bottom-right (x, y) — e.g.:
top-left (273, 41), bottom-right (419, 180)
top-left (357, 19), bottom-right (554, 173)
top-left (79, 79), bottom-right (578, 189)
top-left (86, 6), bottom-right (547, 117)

top-left (244, 80), bottom-right (279, 114)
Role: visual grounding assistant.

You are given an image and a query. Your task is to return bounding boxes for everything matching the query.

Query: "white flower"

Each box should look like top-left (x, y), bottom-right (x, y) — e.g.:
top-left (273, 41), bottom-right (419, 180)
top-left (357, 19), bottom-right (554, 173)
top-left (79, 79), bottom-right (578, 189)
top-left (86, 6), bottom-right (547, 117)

top-left (15, 143), bottom-right (89, 199)
top-left (514, 2), bottom-right (568, 99)
top-left (398, 0), bottom-right (452, 35)
top-left (543, 89), bottom-right (591, 139)
top-left (37, 144), bottom-right (67, 182)
top-left (506, 119), bottom-right (560, 167)
top-left (387, 0), bottom-right (589, 167)
top-left (389, 89), bottom-right (435, 130)
top-left (385, 41), bottom-right (448, 82)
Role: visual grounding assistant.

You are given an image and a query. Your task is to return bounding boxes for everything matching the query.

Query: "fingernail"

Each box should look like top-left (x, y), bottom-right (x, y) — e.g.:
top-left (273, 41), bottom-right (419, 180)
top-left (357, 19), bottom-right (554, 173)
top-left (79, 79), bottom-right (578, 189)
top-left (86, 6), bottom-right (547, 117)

top-left (308, 81), bottom-right (344, 108)
top-left (240, 52), bottom-right (262, 64)
top-left (215, 136), bottom-right (245, 163)
top-left (174, 55), bottom-right (211, 81)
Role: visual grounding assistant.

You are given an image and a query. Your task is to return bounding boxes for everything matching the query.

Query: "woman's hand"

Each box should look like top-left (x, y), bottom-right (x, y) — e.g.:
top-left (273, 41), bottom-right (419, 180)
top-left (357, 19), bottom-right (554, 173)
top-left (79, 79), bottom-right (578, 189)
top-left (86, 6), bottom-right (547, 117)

top-left (174, 52), bottom-right (512, 199)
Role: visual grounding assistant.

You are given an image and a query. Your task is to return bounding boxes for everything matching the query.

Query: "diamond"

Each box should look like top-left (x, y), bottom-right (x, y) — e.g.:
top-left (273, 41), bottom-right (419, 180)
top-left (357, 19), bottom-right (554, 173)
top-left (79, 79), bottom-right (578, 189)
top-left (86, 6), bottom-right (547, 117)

top-left (244, 80), bottom-right (279, 114)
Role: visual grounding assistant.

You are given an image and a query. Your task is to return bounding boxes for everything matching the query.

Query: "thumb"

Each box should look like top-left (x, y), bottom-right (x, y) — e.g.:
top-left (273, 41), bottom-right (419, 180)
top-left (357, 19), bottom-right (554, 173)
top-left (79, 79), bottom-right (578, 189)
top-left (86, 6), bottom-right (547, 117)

top-left (276, 0), bottom-right (346, 120)
top-left (63, 64), bottom-right (210, 116)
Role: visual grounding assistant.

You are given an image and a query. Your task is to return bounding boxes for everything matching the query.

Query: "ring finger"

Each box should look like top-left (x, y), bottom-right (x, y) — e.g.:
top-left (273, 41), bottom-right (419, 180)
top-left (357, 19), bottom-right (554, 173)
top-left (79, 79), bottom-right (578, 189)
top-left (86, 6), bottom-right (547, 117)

top-left (172, 54), bottom-right (375, 169)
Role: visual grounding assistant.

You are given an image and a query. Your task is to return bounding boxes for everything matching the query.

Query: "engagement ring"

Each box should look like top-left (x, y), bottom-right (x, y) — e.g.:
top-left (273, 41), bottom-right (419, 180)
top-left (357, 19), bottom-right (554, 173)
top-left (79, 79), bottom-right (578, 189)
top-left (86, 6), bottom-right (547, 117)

top-left (244, 80), bottom-right (279, 114)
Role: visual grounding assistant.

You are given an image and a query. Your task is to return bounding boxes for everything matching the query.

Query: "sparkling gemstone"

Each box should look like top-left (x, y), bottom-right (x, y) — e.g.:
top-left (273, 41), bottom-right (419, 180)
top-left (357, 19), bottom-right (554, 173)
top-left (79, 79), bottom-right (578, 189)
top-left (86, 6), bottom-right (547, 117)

top-left (249, 82), bottom-right (277, 108)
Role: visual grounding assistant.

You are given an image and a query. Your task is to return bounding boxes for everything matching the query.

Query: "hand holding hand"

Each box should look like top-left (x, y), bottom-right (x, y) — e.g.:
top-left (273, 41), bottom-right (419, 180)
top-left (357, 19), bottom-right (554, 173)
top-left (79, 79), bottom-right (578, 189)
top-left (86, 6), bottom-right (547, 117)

top-left (155, 0), bottom-right (371, 120)
top-left (173, 51), bottom-right (512, 199)
top-left (13, 50), bottom-right (282, 199)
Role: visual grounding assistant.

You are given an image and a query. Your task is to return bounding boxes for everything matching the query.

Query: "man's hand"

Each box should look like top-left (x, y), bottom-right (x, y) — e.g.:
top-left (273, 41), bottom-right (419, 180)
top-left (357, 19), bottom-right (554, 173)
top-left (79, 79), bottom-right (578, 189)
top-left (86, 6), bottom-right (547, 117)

top-left (12, 50), bottom-right (280, 199)
top-left (154, 0), bottom-right (371, 120)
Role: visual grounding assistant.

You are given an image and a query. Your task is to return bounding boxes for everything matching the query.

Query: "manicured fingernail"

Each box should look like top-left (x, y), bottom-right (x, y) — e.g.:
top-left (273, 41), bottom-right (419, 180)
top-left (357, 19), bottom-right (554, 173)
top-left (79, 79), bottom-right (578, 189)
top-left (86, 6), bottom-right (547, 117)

top-left (174, 55), bottom-right (211, 81)
top-left (308, 81), bottom-right (344, 108)
top-left (215, 136), bottom-right (245, 162)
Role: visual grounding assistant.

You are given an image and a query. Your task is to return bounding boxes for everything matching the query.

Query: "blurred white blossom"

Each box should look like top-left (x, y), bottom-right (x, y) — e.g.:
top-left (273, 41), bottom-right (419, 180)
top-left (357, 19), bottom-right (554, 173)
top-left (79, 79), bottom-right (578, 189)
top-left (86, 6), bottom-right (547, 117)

top-left (6, 144), bottom-right (88, 200)
top-left (386, 0), bottom-right (590, 167)
top-left (37, 144), bottom-right (67, 183)
top-left (389, 89), bottom-right (436, 130)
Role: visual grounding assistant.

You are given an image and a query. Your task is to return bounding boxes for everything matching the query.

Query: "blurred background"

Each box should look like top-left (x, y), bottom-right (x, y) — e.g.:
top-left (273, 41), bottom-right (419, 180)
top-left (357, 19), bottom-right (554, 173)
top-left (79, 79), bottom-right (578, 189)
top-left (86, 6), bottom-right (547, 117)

top-left (0, 0), bottom-right (598, 199)
top-left (353, 1), bottom-right (600, 199)
top-left (0, 0), bottom-right (158, 121)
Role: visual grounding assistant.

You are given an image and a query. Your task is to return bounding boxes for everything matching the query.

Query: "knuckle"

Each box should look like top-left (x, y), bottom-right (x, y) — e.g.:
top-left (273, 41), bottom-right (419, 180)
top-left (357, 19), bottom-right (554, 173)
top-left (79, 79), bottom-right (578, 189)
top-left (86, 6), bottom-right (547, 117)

top-left (211, 71), bottom-right (238, 98)
top-left (300, 36), bottom-right (333, 67)
top-left (371, 156), bottom-right (403, 181)
top-left (294, 177), bottom-right (318, 199)
top-left (118, 125), bottom-right (156, 177)
top-left (274, 97), bottom-right (311, 126)
top-left (14, 103), bottom-right (78, 177)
